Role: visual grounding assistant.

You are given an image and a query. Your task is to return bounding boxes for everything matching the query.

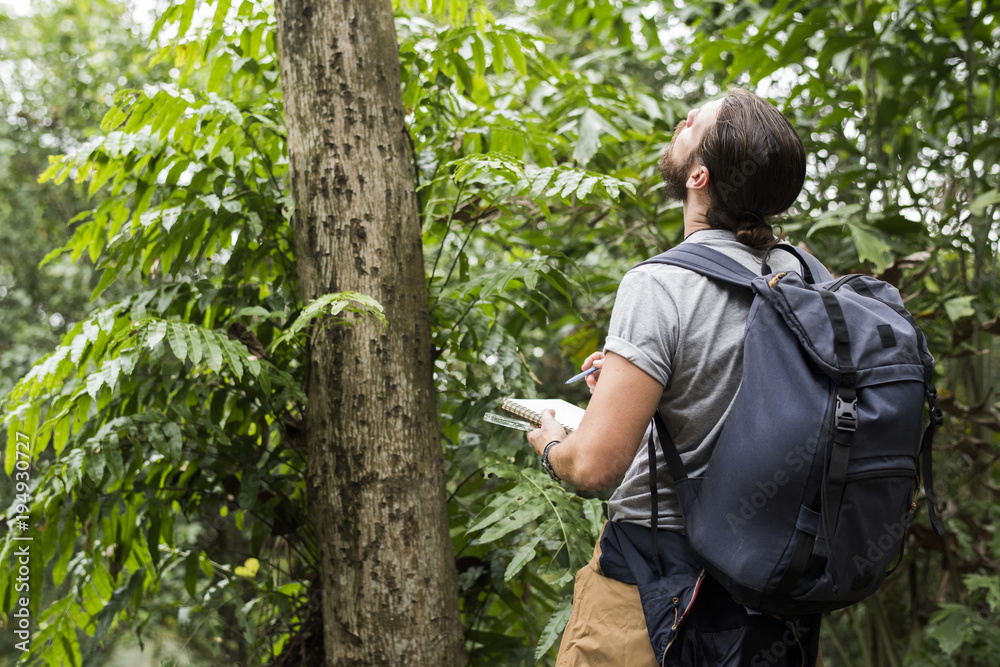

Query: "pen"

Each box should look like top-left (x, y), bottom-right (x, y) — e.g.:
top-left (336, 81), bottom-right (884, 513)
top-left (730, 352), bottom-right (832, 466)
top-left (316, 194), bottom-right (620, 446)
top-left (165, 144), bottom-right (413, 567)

top-left (564, 366), bottom-right (599, 384)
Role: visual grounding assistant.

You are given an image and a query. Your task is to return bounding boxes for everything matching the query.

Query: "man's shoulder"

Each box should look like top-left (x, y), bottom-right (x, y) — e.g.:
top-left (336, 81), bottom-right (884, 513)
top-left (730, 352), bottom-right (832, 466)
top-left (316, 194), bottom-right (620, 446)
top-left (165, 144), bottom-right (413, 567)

top-left (621, 258), bottom-right (705, 293)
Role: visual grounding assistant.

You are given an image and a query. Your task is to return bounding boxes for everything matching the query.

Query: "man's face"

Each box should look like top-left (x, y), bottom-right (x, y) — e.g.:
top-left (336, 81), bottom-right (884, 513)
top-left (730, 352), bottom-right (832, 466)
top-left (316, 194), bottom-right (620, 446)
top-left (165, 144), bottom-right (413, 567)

top-left (658, 98), bottom-right (724, 201)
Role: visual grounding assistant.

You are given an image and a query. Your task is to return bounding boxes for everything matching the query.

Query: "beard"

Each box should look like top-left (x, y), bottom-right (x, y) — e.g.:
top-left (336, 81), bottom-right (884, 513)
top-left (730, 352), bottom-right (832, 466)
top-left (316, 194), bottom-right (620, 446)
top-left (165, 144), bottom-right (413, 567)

top-left (659, 119), bottom-right (694, 202)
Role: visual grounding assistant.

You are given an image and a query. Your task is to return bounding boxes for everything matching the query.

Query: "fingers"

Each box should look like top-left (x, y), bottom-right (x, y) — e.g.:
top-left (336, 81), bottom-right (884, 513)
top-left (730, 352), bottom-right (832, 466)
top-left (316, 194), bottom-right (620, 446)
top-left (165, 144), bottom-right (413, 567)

top-left (582, 351), bottom-right (605, 370)
top-left (584, 355), bottom-right (603, 394)
top-left (528, 409), bottom-right (567, 455)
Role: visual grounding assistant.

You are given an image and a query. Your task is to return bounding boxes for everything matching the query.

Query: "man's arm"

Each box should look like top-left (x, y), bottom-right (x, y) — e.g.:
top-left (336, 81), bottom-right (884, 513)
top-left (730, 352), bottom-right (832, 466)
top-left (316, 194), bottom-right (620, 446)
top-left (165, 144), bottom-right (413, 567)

top-left (527, 350), bottom-right (664, 491)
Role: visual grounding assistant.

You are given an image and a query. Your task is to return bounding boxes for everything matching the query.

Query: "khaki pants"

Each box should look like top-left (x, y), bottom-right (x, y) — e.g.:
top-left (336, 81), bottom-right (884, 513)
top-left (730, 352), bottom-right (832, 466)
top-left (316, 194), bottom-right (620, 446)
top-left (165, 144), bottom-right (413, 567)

top-left (556, 531), bottom-right (659, 666)
top-left (555, 529), bottom-right (825, 667)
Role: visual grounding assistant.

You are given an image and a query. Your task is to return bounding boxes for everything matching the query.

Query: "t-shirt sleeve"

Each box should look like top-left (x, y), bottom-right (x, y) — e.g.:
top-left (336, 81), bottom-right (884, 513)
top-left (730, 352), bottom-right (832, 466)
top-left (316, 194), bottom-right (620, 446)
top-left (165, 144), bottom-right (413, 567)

top-left (603, 267), bottom-right (678, 387)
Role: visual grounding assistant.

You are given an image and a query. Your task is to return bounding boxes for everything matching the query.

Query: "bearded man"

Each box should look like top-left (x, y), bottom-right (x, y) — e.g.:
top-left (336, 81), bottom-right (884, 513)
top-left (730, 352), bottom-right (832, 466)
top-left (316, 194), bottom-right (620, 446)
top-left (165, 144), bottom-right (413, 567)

top-left (528, 88), bottom-right (826, 666)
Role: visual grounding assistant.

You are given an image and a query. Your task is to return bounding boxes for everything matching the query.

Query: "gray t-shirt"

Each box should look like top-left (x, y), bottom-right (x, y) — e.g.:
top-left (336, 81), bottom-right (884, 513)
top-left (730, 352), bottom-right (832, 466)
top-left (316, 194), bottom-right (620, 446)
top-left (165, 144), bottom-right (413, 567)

top-left (605, 229), bottom-right (806, 532)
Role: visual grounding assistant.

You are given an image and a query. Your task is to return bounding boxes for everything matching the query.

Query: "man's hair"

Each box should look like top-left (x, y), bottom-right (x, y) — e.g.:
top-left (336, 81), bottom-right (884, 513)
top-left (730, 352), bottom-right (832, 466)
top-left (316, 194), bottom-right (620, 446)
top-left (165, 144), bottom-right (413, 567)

top-left (698, 88), bottom-right (806, 249)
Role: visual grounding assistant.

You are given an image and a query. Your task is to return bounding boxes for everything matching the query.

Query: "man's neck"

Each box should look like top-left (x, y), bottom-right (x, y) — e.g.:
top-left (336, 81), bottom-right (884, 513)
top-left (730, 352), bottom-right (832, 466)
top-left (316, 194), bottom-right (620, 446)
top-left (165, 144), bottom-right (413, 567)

top-left (682, 194), bottom-right (712, 239)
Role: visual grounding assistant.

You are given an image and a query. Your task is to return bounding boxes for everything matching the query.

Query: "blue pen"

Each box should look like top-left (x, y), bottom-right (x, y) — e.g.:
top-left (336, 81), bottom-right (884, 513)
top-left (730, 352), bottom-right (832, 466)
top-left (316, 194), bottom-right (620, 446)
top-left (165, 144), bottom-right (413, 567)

top-left (564, 366), bottom-right (599, 384)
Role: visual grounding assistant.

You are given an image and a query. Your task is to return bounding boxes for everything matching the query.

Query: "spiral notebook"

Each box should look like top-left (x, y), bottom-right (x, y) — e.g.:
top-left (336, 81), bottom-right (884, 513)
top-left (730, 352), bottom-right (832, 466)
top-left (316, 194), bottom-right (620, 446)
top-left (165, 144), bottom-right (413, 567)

top-left (500, 397), bottom-right (586, 432)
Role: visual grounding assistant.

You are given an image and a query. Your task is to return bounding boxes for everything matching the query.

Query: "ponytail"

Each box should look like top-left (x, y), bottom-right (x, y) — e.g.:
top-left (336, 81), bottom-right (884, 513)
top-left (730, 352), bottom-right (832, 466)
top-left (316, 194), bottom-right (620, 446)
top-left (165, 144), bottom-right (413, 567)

top-left (734, 212), bottom-right (778, 250)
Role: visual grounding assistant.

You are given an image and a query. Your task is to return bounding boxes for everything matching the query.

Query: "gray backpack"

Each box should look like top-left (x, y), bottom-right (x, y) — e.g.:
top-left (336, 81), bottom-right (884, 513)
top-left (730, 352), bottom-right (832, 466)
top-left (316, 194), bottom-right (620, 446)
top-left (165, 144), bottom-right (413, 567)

top-left (640, 243), bottom-right (944, 616)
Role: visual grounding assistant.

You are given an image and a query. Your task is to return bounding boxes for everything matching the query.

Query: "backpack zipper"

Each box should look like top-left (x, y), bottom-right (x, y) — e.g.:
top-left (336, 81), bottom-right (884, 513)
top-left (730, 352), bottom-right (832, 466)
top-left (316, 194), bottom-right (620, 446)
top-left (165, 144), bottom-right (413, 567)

top-left (844, 468), bottom-right (914, 482)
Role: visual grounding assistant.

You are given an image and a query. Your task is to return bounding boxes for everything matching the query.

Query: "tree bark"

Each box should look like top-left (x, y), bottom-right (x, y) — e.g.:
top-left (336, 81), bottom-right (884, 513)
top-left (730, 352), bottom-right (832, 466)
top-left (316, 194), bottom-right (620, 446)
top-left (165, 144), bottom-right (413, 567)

top-left (274, 1), bottom-right (465, 664)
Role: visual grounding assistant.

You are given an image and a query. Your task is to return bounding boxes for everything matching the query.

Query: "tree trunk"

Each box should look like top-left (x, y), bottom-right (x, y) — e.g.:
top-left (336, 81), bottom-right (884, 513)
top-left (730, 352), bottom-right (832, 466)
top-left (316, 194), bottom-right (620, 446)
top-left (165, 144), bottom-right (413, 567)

top-left (274, 1), bottom-right (465, 664)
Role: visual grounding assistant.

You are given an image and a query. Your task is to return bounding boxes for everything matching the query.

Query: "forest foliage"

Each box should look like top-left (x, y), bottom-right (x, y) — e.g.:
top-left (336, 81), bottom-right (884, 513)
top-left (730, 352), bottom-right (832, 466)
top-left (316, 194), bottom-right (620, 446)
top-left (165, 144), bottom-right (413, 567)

top-left (0, 0), bottom-right (998, 665)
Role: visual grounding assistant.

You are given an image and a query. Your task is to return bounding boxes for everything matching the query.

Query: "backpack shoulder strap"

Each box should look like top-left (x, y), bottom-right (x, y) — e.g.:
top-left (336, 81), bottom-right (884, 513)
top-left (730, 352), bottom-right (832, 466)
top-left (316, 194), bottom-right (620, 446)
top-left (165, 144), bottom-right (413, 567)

top-left (647, 410), bottom-right (687, 576)
top-left (765, 243), bottom-right (834, 284)
top-left (636, 244), bottom-right (756, 290)
top-left (639, 242), bottom-right (834, 288)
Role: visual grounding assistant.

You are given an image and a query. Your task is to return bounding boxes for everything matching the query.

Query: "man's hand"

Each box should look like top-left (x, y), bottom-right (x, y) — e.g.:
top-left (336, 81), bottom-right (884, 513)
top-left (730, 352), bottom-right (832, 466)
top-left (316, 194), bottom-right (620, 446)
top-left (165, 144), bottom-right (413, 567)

top-left (527, 409), bottom-right (568, 457)
top-left (525, 351), bottom-right (663, 491)
top-left (581, 351), bottom-right (604, 395)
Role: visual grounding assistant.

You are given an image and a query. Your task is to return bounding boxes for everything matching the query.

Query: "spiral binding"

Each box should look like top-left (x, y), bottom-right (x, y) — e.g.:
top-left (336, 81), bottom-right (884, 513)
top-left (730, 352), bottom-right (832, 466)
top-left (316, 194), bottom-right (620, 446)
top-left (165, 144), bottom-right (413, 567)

top-left (500, 398), bottom-right (577, 432)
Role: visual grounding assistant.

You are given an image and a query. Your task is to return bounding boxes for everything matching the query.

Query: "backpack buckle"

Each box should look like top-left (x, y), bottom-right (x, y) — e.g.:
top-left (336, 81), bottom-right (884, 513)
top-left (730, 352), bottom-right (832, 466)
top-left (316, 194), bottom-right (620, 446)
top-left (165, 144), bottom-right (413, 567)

top-left (835, 396), bottom-right (858, 431)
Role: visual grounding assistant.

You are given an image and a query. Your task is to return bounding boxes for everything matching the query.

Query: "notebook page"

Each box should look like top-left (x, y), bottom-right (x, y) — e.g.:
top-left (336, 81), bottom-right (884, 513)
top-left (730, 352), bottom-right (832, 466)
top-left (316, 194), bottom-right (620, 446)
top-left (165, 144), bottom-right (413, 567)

top-left (502, 398), bottom-right (586, 432)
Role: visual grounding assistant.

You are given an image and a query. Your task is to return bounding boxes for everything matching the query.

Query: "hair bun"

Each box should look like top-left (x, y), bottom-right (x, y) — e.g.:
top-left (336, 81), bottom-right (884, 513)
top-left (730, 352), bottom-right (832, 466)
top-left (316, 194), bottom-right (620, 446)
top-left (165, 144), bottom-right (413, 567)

top-left (735, 222), bottom-right (777, 249)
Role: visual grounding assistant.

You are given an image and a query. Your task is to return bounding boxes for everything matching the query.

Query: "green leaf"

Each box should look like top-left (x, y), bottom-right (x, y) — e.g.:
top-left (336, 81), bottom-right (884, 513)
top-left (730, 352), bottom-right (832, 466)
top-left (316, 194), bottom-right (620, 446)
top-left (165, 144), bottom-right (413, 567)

top-left (91, 261), bottom-right (125, 303)
top-left (208, 53), bottom-right (233, 93)
top-left (147, 511), bottom-right (162, 569)
top-left (471, 35), bottom-right (486, 79)
top-left (479, 497), bottom-right (548, 542)
top-left (575, 176), bottom-right (599, 199)
top-left (205, 336), bottom-right (224, 373)
top-left (488, 33), bottom-right (505, 76)
top-left (167, 322), bottom-right (188, 361)
top-left (52, 414), bottom-right (71, 456)
top-left (221, 339), bottom-right (245, 379)
top-left (573, 109), bottom-right (605, 165)
top-left (501, 33), bottom-right (526, 75)
top-left (535, 597), bottom-right (573, 659)
top-left (212, 0), bottom-right (233, 26)
top-left (805, 204), bottom-right (863, 237)
top-left (162, 421), bottom-right (183, 459)
top-left (231, 306), bottom-right (271, 319)
top-left (210, 124), bottom-right (240, 161)
top-left (504, 532), bottom-right (544, 581)
top-left (177, 0), bottom-right (196, 38)
top-left (185, 325), bottom-right (203, 365)
top-left (944, 296), bottom-right (975, 322)
top-left (449, 52), bottom-right (473, 93)
top-left (146, 320), bottom-right (167, 349)
top-left (93, 568), bottom-right (145, 644)
top-left (86, 444), bottom-right (106, 483)
top-left (969, 189), bottom-right (1000, 216)
top-left (185, 550), bottom-right (199, 598)
top-left (238, 468), bottom-right (261, 510)
top-left (848, 224), bottom-right (894, 273)
top-left (104, 433), bottom-right (124, 482)
top-left (927, 604), bottom-right (975, 655)
top-left (269, 291), bottom-right (384, 351)
top-left (88, 158), bottom-right (120, 198)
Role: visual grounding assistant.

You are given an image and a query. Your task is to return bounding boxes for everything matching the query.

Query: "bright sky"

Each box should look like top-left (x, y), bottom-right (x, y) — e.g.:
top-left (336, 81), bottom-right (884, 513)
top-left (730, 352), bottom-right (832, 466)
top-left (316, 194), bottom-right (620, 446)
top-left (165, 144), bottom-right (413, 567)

top-left (128, 0), bottom-right (164, 35)
top-left (0, 0), bottom-right (164, 37)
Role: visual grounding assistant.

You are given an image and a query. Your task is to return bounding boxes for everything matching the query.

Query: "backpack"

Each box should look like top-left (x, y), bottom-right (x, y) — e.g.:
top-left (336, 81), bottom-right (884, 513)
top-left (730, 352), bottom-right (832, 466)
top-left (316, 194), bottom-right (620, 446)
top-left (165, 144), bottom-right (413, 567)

top-left (638, 242), bottom-right (945, 616)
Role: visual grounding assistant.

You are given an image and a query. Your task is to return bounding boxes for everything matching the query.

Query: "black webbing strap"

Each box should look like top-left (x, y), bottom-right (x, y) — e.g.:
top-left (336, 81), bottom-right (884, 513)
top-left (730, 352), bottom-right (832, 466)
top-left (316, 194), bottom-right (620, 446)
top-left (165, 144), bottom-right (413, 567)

top-left (843, 277), bottom-right (945, 537)
top-left (761, 244), bottom-right (819, 284)
top-left (773, 500), bottom-right (820, 595)
top-left (817, 291), bottom-right (858, 566)
top-left (648, 411), bottom-right (687, 577)
top-left (920, 393), bottom-right (946, 536)
top-left (646, 425), bottom-right (662, 576)
top-left (653, 411), bottom-right (688, 483)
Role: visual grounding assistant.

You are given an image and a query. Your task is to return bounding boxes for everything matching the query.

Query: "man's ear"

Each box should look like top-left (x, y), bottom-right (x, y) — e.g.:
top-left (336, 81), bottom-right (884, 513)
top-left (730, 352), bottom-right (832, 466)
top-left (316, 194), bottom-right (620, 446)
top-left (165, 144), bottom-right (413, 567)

top-left (687, 164), bottom-right (710, 191)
